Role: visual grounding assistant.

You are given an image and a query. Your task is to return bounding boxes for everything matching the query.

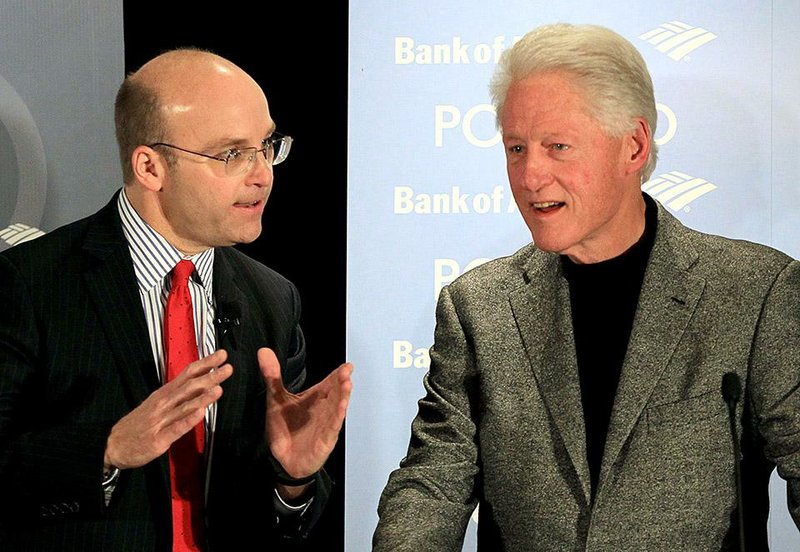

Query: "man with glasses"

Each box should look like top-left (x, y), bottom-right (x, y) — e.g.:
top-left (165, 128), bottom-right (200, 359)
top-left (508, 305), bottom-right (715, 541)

top-left (0, 48), bottom-right (352, 551)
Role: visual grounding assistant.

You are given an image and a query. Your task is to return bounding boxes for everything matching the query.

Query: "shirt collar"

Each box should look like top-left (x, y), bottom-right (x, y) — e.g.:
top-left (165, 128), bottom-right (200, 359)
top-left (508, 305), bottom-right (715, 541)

top-left (117, 188), bottom-right (214, 295)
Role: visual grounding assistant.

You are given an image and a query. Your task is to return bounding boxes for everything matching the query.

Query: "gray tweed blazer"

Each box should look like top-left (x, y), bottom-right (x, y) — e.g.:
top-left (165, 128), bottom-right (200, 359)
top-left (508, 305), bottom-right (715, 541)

top-left (374, 199), bottom-right (800, 551)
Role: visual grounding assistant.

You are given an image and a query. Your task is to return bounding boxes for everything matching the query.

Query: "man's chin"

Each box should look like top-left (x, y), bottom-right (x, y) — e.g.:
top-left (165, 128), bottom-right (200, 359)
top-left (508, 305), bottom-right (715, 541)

top-left (228, 228), bottom-right (263, 247)
top-left (531, 236), bottom-right (560, 254)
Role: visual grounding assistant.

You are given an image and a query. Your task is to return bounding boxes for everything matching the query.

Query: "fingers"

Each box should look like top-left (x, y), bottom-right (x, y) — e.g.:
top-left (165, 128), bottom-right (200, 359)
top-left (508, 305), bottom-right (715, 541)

top-left (307, 363), bottom-right (353, 435)
top-left (337, 362), bottom-right (354, 389)
top-left (337, 361), bottom-right (354, 380)
top-left (257, 347), bottom-right (285, 395)
top-left (264, 360), bottom-right (355, 477)
top-left (182, 349), bottom-right (229, 378)
top-left (321, 362), bottom-right (354, 402)
top-left (326, 364), bottom-right (353, 436)
top-left (106, 351), bottom-right (235, 469)
top-left (154, 350), bottom-right (233, 436)
top-left (165, 350), bottom-right (232, 394)
top-left (334, 362), bottom-right (353, 410)
top-left (162, 353), bottom-right (232, 415)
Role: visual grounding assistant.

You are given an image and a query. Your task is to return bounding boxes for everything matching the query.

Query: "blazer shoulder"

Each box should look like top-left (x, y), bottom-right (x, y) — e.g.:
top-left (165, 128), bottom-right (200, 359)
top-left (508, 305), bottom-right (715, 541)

top-left (0, 193), bottom-right (121, 272)
top-left (654, 203), bottom-right (795, 282)
top-left (683, 226), bottom-right (794, 278)
top-left (214, 246), bottom-right (300, 307)
top-left (1, 215), bottom-right (95, 272)
top-left (216, 247), bottom-right (291, 283)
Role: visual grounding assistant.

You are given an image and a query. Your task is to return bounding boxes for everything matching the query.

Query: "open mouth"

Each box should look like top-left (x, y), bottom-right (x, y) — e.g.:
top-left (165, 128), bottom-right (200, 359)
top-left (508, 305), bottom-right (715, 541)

top-left (234, 200), bottom-right (261, 208)
top-left (533, 201), bottom-right (564, 213)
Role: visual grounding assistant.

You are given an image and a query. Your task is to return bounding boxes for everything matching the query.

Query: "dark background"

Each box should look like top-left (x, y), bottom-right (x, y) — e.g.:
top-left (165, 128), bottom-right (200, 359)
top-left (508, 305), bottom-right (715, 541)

top-left (123, 4), bottom-right (349, 550)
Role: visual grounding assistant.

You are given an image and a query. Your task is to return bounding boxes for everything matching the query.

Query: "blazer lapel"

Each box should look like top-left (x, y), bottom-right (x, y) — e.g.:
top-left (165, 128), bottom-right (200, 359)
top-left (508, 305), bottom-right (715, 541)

top-left (212, 252), bottom-right (246, 357)
top-left (81, 195), bottom-right (158, 405)
top-left (211, 250), bottom-right (250, 435)
top-left (509, 252), bottom-right (591, 504)
top-left (599, 207), bottom-right (705, 492)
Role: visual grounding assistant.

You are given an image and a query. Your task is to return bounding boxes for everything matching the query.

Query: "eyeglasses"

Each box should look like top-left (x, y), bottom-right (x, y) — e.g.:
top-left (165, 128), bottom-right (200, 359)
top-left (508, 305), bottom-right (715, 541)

top-left (148, 133), bottom-right (293, 176)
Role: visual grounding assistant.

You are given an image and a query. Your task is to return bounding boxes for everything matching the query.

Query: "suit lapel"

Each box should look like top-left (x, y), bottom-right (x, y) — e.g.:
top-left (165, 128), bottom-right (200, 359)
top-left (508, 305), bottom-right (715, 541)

top-left (213, 251), bottom-right (247, 357)
top-left (509, 252), bottom-right (591, 503)
top-left (211, 250), bottom-right (251, 435)
top-left (81, 195), bottom-right (158, 405)
top-left (599, 207), bottom-right (705, 491)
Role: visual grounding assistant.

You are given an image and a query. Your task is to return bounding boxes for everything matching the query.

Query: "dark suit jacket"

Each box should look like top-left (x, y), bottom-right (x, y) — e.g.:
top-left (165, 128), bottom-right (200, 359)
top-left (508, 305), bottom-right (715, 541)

top-left (374, 199), bottom-right (800, 551)
top-left (0, 192), bottom-right (330, 551)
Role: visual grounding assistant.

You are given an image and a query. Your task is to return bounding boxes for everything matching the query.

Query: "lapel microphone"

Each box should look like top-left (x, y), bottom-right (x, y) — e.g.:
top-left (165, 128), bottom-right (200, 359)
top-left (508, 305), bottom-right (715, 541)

top-left (721, 371), bottom-right (745, 552)
top-left (216, 302), bottom-right (242, 349)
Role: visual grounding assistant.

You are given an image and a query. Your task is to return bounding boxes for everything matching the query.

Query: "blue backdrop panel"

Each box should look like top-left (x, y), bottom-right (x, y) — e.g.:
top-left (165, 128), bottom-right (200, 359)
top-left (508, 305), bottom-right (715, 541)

top-left (347, 1), bottom-right (800, 550)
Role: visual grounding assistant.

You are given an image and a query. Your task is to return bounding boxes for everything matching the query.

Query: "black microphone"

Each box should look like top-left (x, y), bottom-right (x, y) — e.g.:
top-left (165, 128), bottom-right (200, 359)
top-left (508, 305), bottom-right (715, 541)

top-left (216, 302), bottom-right (241, 349)
top-left (721, 371), bottom-right (745, 552)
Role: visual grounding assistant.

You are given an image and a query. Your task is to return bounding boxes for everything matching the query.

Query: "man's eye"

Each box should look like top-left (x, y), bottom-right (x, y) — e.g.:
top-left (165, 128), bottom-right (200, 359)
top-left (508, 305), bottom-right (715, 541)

top-left (550, 143), bottom-right (569, 151)
top-left (507, 145), bottom-right (524, 154)
top-left (223, 149), bottom-right (243, 162)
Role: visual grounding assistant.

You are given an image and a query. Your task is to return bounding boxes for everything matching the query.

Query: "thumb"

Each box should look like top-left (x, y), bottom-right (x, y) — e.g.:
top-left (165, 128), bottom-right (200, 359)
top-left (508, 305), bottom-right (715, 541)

top-left (257, 347), bottom-right (285, 394)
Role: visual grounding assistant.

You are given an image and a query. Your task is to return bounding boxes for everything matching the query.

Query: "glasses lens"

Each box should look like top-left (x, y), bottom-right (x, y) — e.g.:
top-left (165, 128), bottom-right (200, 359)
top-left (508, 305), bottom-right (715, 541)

top-left (224, 135), bottom-right (293, 175)
top-left (225, 148), bottom-right (256, 176)
top-left (271, 135), bottom-right (292, 165)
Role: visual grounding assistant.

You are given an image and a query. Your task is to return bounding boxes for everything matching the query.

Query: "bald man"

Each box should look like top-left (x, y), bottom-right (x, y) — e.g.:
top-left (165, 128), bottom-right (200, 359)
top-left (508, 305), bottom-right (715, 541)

top-left (0, 48), bottom-right (352, 551)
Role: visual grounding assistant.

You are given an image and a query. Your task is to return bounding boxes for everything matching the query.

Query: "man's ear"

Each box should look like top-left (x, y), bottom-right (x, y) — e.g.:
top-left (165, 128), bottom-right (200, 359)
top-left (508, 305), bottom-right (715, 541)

top-left (131, 145), bottom-right (168, 191)
top-left (625, 117), bottom-right (651, 176)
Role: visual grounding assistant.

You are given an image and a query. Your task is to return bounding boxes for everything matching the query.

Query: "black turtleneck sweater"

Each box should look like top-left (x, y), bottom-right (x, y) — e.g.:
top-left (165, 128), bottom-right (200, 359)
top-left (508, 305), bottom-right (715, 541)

top-left (560, 194), bottom-right (658, 501)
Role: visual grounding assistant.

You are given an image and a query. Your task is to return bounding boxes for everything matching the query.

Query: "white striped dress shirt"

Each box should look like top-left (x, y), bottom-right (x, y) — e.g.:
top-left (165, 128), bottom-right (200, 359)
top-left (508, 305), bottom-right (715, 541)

top-left (116, 188), bottom-right (310, 513)
top-left (117, 189), bottom-right (217, 438)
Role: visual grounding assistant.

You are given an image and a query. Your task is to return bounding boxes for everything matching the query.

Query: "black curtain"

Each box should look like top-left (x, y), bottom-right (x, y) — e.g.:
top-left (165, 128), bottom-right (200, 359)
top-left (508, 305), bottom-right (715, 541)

top-left (122, 4), bottom-right (348, 550)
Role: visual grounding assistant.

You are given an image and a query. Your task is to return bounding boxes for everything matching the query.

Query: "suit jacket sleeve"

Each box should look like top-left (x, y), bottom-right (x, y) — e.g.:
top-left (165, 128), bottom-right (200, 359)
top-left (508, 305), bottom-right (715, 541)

top-left (749, 258), bottom-right (800, 527)
top-left (0, 253), bottom-right (110, 519)
top-left (207, 249), bottom-right (334, 548)
top-left (373, 285), bottom-right (478, 552)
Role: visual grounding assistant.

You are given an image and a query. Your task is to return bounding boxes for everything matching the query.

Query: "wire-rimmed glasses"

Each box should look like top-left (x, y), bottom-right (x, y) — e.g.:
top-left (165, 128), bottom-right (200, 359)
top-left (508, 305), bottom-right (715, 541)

top-left (148, 132), bottom-right (293, 176)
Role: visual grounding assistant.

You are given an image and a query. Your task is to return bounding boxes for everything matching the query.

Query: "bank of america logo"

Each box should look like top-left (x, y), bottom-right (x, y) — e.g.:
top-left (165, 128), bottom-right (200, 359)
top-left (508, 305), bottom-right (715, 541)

top-left (642, 171), bottom-right (717, 211)
top-left (0, 223), bottom-right (45, 249)
top-left (639, 21), bottom-right (717, 61)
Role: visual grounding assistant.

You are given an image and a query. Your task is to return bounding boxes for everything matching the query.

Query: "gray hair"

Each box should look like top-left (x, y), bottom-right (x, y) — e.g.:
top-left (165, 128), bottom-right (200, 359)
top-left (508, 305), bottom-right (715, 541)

top-left (490, 23), bottom-right (658, 181)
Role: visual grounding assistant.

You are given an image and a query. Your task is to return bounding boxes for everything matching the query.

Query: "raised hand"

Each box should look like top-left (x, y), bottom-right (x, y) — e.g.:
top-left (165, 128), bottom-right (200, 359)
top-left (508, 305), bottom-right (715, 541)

top-left (104, 349), bottom-right (233, 470)
top-left (258, 347), bottom-right (353, 480)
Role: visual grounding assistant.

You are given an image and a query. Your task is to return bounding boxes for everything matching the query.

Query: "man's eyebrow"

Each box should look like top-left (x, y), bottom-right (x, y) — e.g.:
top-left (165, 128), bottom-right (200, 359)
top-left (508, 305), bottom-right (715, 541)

top-left (204, 133), bottom-right (273, 151)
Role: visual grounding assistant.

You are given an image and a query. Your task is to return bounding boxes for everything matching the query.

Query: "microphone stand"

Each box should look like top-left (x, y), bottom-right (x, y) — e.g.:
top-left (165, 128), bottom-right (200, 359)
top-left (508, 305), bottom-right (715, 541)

top-left (722, 371), bottom-right (745, 552)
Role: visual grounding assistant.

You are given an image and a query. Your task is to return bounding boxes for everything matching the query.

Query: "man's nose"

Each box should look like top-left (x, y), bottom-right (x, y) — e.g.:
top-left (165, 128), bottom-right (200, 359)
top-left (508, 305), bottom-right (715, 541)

top-left (520, 154), bottom-right (553, 191)
top-left (245, 151), bottom-right (273, 186)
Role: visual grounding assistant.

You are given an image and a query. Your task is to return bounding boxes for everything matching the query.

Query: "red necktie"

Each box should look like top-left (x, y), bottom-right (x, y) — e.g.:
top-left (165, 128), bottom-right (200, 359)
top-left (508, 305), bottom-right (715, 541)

top-left (164, 260), bottom-right (204, 551)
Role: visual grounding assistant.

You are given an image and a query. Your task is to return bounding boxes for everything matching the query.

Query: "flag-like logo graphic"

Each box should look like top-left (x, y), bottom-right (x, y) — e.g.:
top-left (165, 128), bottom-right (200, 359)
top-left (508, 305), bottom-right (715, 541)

top-left (642, 171), bottom-right (717, 211)
top-left (639, 21), bottom-right (717, 61)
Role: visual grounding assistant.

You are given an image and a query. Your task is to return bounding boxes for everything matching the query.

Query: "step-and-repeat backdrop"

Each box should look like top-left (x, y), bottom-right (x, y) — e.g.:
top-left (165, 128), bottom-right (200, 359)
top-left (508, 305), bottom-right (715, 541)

top-left (347, 1), bottom-right (800, 550)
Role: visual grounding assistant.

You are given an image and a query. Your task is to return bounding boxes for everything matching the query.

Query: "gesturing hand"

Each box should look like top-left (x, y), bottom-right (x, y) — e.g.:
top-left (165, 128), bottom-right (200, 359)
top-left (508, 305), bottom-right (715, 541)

top-left (258, 347), bottom-right (353, 479)
top-left (104, 349), bottom-right (233, 470)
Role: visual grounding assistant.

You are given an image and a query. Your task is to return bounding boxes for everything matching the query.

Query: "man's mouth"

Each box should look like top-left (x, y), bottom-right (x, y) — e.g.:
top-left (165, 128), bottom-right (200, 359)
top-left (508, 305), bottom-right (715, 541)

top-left (533, 201), bottom-right (564, 213)
top-left (234, 200), bottom-right (261, 208)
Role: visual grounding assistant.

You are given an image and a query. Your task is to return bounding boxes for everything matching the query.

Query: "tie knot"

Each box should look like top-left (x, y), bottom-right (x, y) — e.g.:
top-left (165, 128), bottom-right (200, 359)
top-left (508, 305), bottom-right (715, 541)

top-left (171, 259), bottom-right (195, 287)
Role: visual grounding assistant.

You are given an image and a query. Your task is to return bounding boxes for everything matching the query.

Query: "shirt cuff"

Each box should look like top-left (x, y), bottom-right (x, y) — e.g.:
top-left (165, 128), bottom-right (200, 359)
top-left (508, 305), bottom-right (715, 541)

top-left (273, 487), bottom-right (313, 517)
top-left (101, 467), bottom-right (120, 507)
